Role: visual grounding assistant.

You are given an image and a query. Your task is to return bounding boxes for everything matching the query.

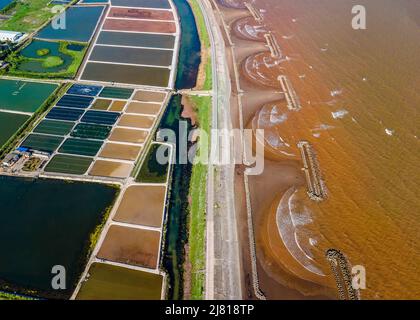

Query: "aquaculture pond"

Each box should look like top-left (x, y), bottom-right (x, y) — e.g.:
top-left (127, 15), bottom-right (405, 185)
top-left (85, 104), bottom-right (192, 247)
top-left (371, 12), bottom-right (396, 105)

top-left (97, 31), bottom-right (175, 49)
top-left (0, 79), bottom-right (58, 113)
top-left (76, 263), bottom-right (163, 300)
top-left (0, 112), bottom-right (29, 147)
top-left (0, 0), bottom-right (13, 11)
top-left (81, 62), bottom-right (170, 87)
top-left (136, 143), bottom-right (169, 183)
top-left (36, 6), bottom-right (105, 42)
top-left (0, 176), bottom-right (119, 299)
top-left (13, 40), bottom-right (86, 75)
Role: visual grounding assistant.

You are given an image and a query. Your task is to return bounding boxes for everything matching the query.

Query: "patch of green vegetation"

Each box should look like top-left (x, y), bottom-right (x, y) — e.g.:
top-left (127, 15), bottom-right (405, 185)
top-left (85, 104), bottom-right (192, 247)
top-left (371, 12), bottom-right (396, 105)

top-left (203, 53), bottom-right (213, 91)
top-left (88, 203), bottom-right (115, 252)
top-left (0, 290), bottom-right (35, 300)
top-left (42, 55), bottom-right (63, 68)
top-left (189, 0), bottom-right (213, 91)
top-left (59, 41), bottom-right (87, 77)
top-left (36, 48), bottom-right (50, 56)
top-left (189, 95), bottom-right (212, 132)
top-left (0, 0), bottom-right (56, 32)
top-left (185, 95), bottom-right (212, 299)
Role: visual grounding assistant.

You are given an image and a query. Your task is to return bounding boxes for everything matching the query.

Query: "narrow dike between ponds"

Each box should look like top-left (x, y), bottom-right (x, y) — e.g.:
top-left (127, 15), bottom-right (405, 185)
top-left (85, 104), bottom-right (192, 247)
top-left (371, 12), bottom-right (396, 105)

top-left (161, 0), bottom-right (202, 300)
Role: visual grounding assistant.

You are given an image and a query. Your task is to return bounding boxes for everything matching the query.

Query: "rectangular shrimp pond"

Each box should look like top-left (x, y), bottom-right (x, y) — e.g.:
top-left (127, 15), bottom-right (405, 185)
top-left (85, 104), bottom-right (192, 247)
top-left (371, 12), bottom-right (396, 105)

top-left (0, 112), bottom-right (29, 148)
top-left (0, 79), bottom-right (58, 113)
top-left (76, 262), bottom-right (163, 300)
top-left (0, 176), bottom-right (119, 299)
top-left (36, 5), bottom-right (105, 42)
top-left (0, 79), bottom-right (58, 149)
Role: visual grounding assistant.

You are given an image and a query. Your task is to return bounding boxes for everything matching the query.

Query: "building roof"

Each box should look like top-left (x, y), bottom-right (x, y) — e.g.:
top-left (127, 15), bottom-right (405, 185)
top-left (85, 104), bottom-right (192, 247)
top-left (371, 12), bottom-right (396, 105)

top-left (0, 30), bottom-right (24, 42)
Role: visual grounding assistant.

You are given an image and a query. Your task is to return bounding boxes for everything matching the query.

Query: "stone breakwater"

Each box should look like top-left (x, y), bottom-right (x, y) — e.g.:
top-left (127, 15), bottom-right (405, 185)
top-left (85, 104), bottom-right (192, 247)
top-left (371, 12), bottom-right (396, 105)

top-left (264, 32), bottom-right (282, 58)
top-left (244, 174), bottom-right (267, 300)
top-left (297, 141), bottom-right (326, 201)
top-left (326, 249), bottom-right (360, 300)
top-left (244, 2), bottom-right (262, 23)
top-left (278, 75), bottom-right (301, 111)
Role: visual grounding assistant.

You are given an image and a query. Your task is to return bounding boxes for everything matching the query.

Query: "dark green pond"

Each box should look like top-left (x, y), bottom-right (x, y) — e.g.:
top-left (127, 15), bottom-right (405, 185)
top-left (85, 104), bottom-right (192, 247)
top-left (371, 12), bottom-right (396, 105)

top-left (0, 112), bottom-right (29, 148)
top-left (0, 176), bottom-right (119, 299)
top-left (136, 143), bottom-right (169, 184)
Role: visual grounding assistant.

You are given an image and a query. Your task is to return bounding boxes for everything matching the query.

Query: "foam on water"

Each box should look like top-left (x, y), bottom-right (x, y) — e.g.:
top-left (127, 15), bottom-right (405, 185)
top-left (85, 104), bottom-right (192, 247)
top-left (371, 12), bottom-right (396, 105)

top-left (385, 128), bottom-right (394, 136)
top-left (269, 105), bottom-right (288, 124)
top-left (331, 109), bottom-right (348, 119)
top-left (276, 187), bottom-right (325, 276)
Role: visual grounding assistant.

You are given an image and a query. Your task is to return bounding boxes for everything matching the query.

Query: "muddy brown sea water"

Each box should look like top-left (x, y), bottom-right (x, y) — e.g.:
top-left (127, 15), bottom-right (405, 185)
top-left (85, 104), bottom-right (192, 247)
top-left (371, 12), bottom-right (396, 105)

top-left (230, 0), bottom-right (419, 299)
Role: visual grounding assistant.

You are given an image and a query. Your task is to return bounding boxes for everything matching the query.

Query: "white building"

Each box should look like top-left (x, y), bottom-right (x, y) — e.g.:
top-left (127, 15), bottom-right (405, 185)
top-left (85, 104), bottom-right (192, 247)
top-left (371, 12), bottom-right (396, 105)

top-left (0, 30), bottom-right (25, 43)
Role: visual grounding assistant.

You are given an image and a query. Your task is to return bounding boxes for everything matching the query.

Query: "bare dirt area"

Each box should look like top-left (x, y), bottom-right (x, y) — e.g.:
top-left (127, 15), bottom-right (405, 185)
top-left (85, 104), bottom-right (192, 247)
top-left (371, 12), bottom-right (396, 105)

top-left (181, 95), bottom-right (198, 126)
top-left (113, 185), bottom-right (166, 227)
top-left (97, 225), bottom-right (160, 269)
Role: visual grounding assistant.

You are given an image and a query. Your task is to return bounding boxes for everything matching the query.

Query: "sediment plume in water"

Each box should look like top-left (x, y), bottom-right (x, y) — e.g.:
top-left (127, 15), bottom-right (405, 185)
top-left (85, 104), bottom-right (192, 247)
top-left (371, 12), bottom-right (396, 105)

top-left (242, 52), bottom-right (285, 88)
top-left (236, 0), bottom-right (420, 299)
top-left (232, 16), bottom-right (268, 42)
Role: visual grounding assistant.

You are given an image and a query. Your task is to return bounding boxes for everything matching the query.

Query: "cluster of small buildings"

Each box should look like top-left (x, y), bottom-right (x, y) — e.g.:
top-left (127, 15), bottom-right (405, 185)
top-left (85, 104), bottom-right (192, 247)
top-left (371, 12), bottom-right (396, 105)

top-left (1, 147), bottom-right (49, 173)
